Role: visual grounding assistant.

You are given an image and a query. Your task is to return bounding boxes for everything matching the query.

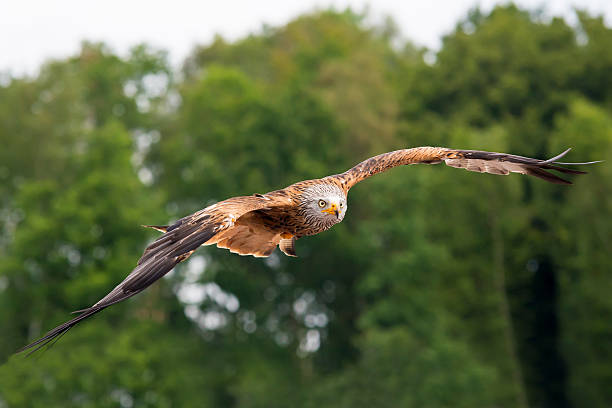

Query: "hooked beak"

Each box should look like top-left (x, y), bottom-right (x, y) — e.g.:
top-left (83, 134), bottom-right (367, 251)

top-left (322, 203), bottom-right (339, 218)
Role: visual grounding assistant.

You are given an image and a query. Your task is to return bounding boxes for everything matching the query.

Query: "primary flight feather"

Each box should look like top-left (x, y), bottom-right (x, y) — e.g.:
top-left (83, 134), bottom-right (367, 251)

top-left (18, 146), bottom-right (598, 354)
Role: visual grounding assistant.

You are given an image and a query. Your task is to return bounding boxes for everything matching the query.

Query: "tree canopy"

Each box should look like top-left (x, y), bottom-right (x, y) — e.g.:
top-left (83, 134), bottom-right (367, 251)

top-left (1, 5), bottom-right (611, 408)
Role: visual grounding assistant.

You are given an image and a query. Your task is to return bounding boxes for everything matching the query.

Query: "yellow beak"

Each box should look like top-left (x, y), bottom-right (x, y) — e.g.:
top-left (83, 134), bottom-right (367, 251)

top-left (322, 203), bottom-right (339, 217)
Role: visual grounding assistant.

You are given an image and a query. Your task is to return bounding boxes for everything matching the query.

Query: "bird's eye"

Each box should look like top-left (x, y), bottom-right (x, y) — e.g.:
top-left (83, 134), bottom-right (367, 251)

top-left (318, 200), bottom-right (326, 208)
top-left (339, 202), bottom-right (344, 208)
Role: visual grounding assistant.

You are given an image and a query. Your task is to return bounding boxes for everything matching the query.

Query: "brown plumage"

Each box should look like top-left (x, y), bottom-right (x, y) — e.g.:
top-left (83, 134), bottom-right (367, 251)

top-left (18, 146), bottom-right (598, 354)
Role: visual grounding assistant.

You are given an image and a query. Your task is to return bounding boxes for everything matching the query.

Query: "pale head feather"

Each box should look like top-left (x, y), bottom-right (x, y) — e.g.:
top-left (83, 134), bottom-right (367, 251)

top-left (300, 184), bottom-right (347, 231)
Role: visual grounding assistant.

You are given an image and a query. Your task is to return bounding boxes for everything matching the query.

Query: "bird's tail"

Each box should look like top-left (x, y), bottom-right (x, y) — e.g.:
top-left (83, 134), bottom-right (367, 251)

top-left (17, 306), bottom-right (105, 356)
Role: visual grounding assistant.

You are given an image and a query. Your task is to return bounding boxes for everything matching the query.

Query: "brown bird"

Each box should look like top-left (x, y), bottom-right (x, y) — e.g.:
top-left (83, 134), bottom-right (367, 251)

top-left (19, 146), bottom-right (598, 354)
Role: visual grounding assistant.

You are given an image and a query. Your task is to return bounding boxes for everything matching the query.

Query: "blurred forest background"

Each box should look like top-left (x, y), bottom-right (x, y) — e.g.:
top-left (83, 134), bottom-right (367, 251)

top-left (1, 4), bottom-right (611, 408)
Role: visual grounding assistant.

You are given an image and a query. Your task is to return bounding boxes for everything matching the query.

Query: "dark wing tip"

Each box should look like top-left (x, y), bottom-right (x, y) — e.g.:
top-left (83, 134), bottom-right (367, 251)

top-left (452, 147), bottom-right (600, 185)
top-left (16, 307), bottom-right (103, 356)
top-left (525, 167), bottom-right (572, 185)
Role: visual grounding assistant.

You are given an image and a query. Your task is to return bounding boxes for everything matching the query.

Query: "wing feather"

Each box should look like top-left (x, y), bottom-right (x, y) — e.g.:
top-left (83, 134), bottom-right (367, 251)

top-left (334, 146), bottom-right (597, 190)
top-left (448, 148), bottom-right (594, 185)
top-left (18, 194), bottom-right (293, 354)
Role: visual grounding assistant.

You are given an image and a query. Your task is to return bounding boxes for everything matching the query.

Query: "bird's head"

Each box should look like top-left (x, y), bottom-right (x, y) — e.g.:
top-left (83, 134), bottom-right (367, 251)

top-left (301, 184), bottom-right (347, 228)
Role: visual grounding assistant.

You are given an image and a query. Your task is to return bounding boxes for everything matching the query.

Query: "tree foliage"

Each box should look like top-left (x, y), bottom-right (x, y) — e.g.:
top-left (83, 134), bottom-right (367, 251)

top-left (1, 6), bottom-right (611, 408)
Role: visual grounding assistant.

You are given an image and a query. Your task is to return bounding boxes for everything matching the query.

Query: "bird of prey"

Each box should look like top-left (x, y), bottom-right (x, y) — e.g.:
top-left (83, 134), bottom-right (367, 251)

top-left (19, 146), bottom-right (597, 353)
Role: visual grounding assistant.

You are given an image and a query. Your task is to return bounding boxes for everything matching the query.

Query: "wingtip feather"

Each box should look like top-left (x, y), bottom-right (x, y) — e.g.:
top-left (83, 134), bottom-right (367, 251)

top-left (16, 307), bottom-right (104, 355)
top-left (541, 148), bottom-right (572, 164)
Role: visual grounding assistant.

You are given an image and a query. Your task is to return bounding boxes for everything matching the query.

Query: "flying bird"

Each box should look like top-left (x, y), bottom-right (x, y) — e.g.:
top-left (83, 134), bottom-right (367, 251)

top-left (19, 146), bottom-right (598, 354)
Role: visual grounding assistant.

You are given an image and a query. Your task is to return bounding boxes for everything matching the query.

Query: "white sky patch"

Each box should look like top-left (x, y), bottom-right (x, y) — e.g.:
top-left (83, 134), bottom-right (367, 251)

top-left (293, 291), bottom-right (315, 316)
top-left (110, 389), bottom-right (134, 408)
top-left (1, 1), bottom-right (611, 76)
top-left (141, 73), bottom-right (169, 98)
top-left (176, 283), bottom-right (207, 304)
top-left (137, 168), bottom-right (154, 186)
top-left (58, 244), bottom-right (81, 267)
top-left (176, 281), bottom-right (240, 312)
top-left (305, 313), bottom-right (328, 328)
top-left (172, 255), bottom-right (240, 330)
top-left (184, 255), bottom-right (207, 282)
top-left (180, 290), bottom-right (237, 331)
top-left (198, 310), bottom-right (227, 331)
top-left (299, 329), bottom-right (321, 354)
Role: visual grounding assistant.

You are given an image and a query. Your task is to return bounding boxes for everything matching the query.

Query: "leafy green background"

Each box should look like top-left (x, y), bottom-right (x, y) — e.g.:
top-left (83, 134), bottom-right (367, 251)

top-left (1, 5), bottom-right (611, 408)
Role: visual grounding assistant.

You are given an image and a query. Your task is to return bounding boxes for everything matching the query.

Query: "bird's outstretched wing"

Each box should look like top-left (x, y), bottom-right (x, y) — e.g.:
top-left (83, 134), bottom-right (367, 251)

top-left (334, 146), bottom-right (600, 191)
top-left (18, 194), bottom-right (293, 354)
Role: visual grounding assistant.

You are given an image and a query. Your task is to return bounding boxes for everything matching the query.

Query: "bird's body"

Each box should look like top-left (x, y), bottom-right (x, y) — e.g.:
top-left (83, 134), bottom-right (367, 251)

top-left (18, 146), bottom-right (599, 354)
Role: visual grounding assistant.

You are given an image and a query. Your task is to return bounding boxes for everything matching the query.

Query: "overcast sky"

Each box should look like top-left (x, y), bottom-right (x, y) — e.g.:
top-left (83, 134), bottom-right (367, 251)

top-left (1, 0), bottom-right (610, 75)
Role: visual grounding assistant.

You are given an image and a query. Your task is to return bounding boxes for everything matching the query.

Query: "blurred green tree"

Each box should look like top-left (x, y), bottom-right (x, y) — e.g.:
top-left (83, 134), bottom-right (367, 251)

top-left (0, 6), bottom-right (611, 408)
